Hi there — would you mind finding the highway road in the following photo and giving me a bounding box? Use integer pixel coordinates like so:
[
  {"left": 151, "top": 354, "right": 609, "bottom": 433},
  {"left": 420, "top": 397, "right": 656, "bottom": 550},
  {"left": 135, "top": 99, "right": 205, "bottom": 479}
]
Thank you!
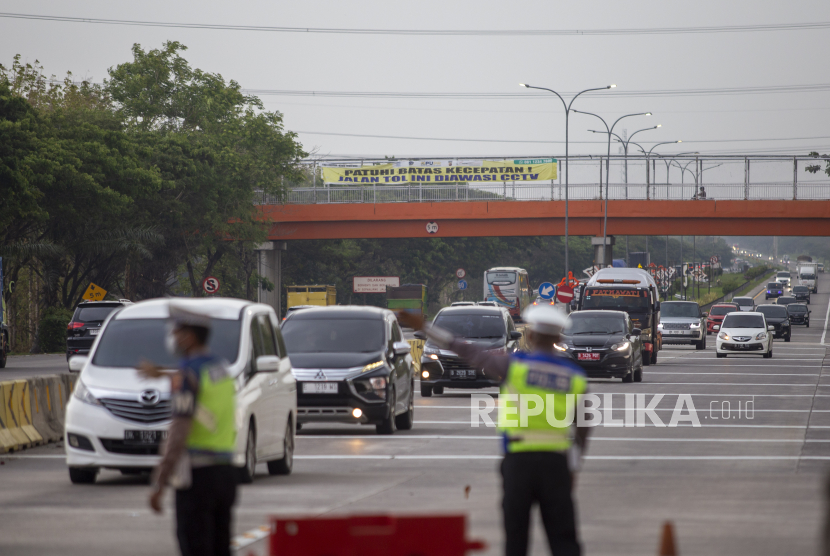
[{"left": 1, "top": 273, "right": 828, "bottom": 555}]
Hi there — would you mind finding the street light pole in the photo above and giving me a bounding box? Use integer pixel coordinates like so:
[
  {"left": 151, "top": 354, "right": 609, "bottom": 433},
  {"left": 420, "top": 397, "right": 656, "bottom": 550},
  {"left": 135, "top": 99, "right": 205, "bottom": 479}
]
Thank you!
[
  {"left": 628, "top": 140, "right": 683, "bottom": 199},
  {"left": 573, "top": 110, "right": 651, "bottom": 268},
  {"left": 596, "top": 125, "right": 660, "bottom": 199},
  {"left": 520, "top": 83, "right": 615, "bottom": 279}
]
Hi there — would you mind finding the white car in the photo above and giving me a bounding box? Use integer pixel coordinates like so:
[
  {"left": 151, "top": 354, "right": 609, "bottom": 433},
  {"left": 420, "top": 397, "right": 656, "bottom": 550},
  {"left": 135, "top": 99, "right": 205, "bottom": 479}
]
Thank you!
[
  {"left": 716, "top": 311, "right": 774, "bottom": 359},
  {"left": 65, "top": 298, "right": 297, "bottom": 484}
]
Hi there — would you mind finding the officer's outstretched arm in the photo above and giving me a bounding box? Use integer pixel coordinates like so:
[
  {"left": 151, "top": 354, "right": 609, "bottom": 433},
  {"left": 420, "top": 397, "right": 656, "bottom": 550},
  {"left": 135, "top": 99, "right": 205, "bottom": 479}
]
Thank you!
[{"left": 423, "top": 323, "right": 510, "bottom": 382}]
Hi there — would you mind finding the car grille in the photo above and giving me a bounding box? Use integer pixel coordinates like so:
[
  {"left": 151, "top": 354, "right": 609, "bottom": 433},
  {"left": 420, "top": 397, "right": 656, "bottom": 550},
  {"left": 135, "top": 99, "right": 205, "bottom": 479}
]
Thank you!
[
  {"left": 293, "top": 367, "right": 361, "bottom": 381},
  {"left": 438, "top": 356, "right": 473, "bottom": 372},
  {"left": 99, "top": 398, "right": 172, "bottom": 424},
  {"left": 99, "top": 438, "right": 160, "bottom": 456},
  {"left": 663, "top": 323, "right": 691, "bottom": 330},
  {"left": 732, "top": 336, "right": 751, "bottom": 342}
]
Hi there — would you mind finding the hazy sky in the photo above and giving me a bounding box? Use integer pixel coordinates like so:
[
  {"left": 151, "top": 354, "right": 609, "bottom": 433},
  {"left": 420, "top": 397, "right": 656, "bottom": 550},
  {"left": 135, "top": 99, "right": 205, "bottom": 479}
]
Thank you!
[{"left": 3, "top": 0, "right": 830, "bottom": 162}]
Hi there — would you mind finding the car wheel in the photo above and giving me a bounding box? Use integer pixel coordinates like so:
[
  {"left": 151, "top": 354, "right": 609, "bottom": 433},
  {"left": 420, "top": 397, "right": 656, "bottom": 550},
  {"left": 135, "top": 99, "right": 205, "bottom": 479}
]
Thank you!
[
  {"left": 716, "top": 352, "right": 726, "bottom": 358},
  {"left": 764, "top": 348, "right": 772, "bottom": 359},
  {"left": 395, "top": 384, "right": 415, "bottom": 430},
  {"left": 69, "top": 467, "right": 98, "bottom": 484},
  {"left": 650, "top": 350, "right": 658, "bottom": 365},
  {"left": 239, "top": 424, "right": 256, "bottom": 484},
  {"left": 807, "top": 321, "right": 810, "bottom": 328},
  {"left": 433, "top": 385, "right": 444, "bottom": 395},
  {"left": 695, "top": 339, "right": 705, "bottom": 350},
  {"left": 634, "top": 360, "right": 643, "bottom": 382},
  {"left": 642, "top": 350, "right": 651, "bottom": 366},
  {"left": 376, "top": 388, "right": 397, "bottom": 435},
  {"left": 785, "top": 334, "right": 791, "bottom": 342},
  {"left": 268, "top": 420, "right": 294, "bottom": 475},
  {"left": 420, "top": 383, "right": 432, "bottom": 397},
  {"left": 622, "top": 368, "right": 634, "bottom": 383}
]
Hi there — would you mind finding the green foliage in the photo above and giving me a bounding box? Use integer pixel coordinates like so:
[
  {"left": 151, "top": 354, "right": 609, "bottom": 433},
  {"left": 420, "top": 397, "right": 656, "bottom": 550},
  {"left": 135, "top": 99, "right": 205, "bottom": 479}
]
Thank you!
[{"left": 38, "top": 307, "right": 73, "bottom": 353}]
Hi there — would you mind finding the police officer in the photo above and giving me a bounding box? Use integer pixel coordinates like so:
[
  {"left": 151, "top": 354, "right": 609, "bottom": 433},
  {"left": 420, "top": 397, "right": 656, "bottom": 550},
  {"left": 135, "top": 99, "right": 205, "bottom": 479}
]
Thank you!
[
  {"left": 399, "top": 305, "right": 589, "bottom": 556},
  {"left": 139, "top": 302, "right": 237, "bottom": 556}
]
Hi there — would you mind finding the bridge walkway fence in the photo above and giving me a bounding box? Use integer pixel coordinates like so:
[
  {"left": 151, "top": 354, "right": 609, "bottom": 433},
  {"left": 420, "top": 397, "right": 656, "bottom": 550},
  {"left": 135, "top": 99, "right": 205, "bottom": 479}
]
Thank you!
[{"left": 258, "top": 155, "right": 830, "bottom": 205}]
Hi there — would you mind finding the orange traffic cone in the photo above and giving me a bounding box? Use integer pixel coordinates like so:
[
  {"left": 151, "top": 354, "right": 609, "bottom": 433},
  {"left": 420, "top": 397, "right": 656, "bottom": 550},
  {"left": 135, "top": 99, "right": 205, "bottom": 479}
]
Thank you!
[{"left": 658, "top": 521, "right": 677, "bottom": 556}]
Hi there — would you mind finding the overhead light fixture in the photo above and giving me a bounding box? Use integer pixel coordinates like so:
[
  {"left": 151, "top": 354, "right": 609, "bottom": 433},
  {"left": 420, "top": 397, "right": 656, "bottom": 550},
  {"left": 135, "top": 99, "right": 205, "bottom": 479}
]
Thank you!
[
  {"left": 609, "top": 84, "right": 617, "bottom": 88},
  {"left": 646, "top": 112, "right": 652, "bottom": 116}
]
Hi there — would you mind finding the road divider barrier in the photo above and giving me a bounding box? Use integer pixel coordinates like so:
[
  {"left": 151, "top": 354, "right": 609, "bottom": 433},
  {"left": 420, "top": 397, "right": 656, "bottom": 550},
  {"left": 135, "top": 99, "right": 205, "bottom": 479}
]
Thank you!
[
  {"left": 269, "top": 514, "right": 486, "bottom": 555},
  {"left": 0, "top": 374, "right": 76, "bottom": 453}
]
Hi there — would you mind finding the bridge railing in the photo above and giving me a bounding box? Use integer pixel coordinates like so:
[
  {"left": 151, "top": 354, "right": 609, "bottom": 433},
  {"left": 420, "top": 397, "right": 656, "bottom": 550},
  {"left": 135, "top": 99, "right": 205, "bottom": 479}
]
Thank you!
[{"left": 258, "top": 180, "right": 830, "bottom": 205}]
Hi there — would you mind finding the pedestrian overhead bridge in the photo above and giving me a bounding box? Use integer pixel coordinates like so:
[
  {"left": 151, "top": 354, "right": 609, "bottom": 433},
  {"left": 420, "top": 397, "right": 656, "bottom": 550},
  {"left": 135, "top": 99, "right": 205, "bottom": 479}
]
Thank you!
[{"left": 257, "top": 155, "right": 830, "bottom": 240}]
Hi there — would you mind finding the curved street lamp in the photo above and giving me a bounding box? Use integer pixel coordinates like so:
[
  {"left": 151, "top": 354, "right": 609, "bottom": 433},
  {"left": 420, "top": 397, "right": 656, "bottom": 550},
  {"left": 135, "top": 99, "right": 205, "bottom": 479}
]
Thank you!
[
  {"left": 519, "top": 83, "right": 615, "bottom": 278},
  {"left": 572, "top": 109, "right": 651, "bottom": 267},
  {"left": 627, "top": 140, "right": 683, "bottom": 198},
  {"left": 593, "top": 125, "right": 660, "bottom": 198}
]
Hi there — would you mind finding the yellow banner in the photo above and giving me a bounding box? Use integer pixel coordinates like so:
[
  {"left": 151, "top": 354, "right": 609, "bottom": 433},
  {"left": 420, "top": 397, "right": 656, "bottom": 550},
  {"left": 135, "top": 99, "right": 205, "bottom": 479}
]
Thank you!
[{"left": 322, "top": 159, "right": 557, "bottom": 185}]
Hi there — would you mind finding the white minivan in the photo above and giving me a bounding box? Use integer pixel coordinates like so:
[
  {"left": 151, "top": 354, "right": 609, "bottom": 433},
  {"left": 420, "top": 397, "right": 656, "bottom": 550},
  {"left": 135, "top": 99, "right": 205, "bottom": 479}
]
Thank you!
[
  {"left": 65, "top": 298, "right": 297, "bottom": 484},
  {"left": 716, "top": 311, "right": 774, "bottom": 359}
]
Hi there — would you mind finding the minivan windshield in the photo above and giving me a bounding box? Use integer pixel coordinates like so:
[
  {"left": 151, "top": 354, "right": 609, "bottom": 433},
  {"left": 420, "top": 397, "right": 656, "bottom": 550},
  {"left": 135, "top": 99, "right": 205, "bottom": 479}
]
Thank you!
[
  {"left": 660, "top": 303, "right": 699, "bottom": 318},
  {"left": 767, "top": 283, "right": 780, "bottom": 289},
  {"left": 757, "top": 305, "right": 787, "bottom": 318},
  {"left": 722, "top": 314, "right": 765, "bottom": 329},
  {"left": 793, "top": 286, "right": 808, "bottom": 293},
  {"left": 733, "top": 298, "right": 754, "bottom": 307},
  {"left": 92, "top": 318, "right": 242, "bottom": 368},
  {"left": 281, "top": 319, "right": 385, "bottom": 353},
  {"left": 564, "top": 314, "right": 626, "bottom": 335},
  {"left": 788, "top": 304, "right": 808, "bottom": 313},
  {"left": 777, "top": 272, "right": 790, "bottom": 278},
  {"left": 709, "top": 306, "right": 737, "bottom": 316},
  {"left": 433, "top": 313, "right": 506, "bottom": 338}
]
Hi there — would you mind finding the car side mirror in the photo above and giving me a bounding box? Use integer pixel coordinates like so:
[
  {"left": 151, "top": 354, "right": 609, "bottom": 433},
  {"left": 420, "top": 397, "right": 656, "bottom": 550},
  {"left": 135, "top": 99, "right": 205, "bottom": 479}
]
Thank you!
[
  {"left": 767, "top": 325, "right": 775, "bottom": 332},
  {"left": 632, "top": 328, "right": 642, "bottom": 336},
  {"left": 393, "top": 341, "right": 411, "bottom": 356},
  {"left": 68, "top": 355, "right": 88, "bottom": 373},
  {"left": 413, "top": 330, "right": 426, "bottom": 340},
  {"left": 509, "top": 331, "right": 523, "bottom": 341},
  {"left": 255, "top": 355, "right": 280, "bottom": 373}
]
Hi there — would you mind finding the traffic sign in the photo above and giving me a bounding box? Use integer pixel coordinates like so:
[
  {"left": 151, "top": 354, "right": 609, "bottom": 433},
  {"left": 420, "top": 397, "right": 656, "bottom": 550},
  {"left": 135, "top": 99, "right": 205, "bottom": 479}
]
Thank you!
[
  {"left": 456, "top": 268, "right": 466, "bottom": 279},
  {"left": 710, "top": 255, "right": 719, "bottom": 263},
  {"left": 556, "top": 284, "right": 574, "bottom": 303},
  {"left": 458, "top": 280, "right": 468, "bottom": 290},
  {"left": 538, "top": 282, "right": 556, "bottom": 299},
  {"left": 353, "top": 276, "right": 400, "bottom": 293},
  {"left": 82, "top": 282, "right": 107, "bottom": 302},
  {"left": 202, "top": 276, "right": 221, "bottom": 295},
  {"left": 426, "top": 222, "right": 439, "bottom": 234}
]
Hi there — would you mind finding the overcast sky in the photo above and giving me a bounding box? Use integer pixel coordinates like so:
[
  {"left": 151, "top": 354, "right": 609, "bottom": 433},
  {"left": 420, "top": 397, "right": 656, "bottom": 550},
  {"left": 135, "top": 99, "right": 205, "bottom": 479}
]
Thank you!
[{"left": 3, "top": 0, "right": 830, "bottom": 162}]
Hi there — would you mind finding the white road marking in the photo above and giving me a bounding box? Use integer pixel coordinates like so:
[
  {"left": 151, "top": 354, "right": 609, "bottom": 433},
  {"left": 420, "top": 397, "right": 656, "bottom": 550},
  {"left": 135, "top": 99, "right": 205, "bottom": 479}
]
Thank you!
[
  {"left": 585, "top": 455, "right": 830, "bottom": 461},
  {"left": 413, "top": 421, "right": 830, "bottom": 428},
  {"left": 645, "top": 372, "right": 819, "bottom": 376},
  {"left": 822, "top": 295, "right": 830, "bottom": 344},
  {"left": 230, "top": 525, "right": 271, "bottom": 551}
]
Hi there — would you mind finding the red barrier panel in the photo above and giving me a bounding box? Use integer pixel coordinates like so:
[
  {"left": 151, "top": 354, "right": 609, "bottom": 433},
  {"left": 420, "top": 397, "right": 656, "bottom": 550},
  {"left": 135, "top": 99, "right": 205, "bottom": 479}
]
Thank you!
[{"left": 270, "top": 514, "right": 486, "bottom": 556}]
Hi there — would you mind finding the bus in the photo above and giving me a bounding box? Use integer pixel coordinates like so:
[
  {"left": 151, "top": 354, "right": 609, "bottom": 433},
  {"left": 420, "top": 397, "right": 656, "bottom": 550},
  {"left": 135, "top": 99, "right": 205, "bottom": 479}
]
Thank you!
[{"left": 483, "top": 267, "right": 531, "bottom": 320}]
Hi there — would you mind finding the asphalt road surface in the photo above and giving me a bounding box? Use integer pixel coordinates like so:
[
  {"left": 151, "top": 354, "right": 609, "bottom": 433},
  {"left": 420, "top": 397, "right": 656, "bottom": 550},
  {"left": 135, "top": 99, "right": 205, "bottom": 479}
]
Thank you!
[{"left": 2, "top": 273, "right": 829, "bottom": 555}]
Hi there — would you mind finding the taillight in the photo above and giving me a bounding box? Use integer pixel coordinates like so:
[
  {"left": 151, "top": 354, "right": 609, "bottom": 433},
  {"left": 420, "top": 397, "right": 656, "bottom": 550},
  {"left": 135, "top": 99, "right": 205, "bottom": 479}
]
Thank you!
[{"left": 68, "top": 322, "right": 85, "bottom": 330}]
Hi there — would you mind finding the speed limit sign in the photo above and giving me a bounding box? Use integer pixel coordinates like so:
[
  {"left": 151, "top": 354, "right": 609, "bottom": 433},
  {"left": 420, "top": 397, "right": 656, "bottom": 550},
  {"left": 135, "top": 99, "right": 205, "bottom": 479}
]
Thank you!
[{"left": 202, "top": 276, "right": 221, "bottom": 295}]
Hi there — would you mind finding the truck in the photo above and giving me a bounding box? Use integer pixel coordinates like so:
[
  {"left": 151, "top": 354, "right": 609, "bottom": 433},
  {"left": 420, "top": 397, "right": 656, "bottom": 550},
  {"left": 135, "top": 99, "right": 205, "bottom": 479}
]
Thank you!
[
  {"left": 797, "top": 262, "right": 819, "bottom": 293},
  {"left": 575, "top": 267, "right": 662, "bottom": 365},
  {"left": 386, "top": 284, "right": 428, "bottom": 319},
  {"left": 286, "top": 285, "right": 336, "bottom": 309}
]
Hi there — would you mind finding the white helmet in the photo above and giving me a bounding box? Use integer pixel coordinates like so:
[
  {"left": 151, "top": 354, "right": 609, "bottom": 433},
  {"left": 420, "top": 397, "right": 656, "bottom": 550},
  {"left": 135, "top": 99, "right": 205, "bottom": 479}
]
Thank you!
[{"left": 522, "top": 305, "right": 568, "bottom": 335}]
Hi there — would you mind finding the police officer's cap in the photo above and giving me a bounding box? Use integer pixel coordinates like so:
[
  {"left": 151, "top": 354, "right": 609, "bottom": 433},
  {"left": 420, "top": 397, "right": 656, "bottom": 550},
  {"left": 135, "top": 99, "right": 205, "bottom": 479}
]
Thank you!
[
  {"left": 168, "top": 301, "right": 212, "bottom": 329},
  {"left": 522, "top": 305, "right": 568, "bottom": 336}
]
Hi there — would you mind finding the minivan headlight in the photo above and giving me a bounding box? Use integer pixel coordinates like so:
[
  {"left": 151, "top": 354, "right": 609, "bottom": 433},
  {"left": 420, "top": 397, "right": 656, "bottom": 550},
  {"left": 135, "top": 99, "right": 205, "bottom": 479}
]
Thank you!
[
  {"left": 718, "top": 332, "right": 730, "bottom": 340},
  {"left": 73, "top": 381, "right": 102, "bottom": 406},
  {"left": 755, "top": 332, "right": 767, "bottom": 340},
  {"left": 554, "top": 342, "right": 568, "bottom": 352}
]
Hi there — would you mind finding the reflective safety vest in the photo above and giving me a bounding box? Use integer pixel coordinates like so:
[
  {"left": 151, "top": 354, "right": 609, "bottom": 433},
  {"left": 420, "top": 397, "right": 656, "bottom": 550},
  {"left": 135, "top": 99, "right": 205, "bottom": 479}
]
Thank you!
[
  {"left": 186, "top": 360, "right": 237, "bottom": 455},
  {"left": 498, "top": 352, "right": 587, "bottom": 453}
]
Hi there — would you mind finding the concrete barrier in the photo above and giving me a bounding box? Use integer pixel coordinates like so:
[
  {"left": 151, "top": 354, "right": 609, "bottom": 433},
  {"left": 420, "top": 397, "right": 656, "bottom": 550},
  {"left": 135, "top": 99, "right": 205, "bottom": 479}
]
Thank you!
[
  {"left": 30, "top": 376, "right": 64, "bottom": 443},
  {"left": 13, "top": 379, "right": 44, "bottom": 445},
  {"left": 0, "top": 381, "right": 31, "bottom": 450}
]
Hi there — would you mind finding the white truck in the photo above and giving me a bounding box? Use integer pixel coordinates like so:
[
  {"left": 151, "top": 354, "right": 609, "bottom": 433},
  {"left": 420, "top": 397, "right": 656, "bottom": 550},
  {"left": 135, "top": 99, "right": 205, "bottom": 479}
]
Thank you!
[{"left": 798, "top": 262, "right": 819, "bottom": 293}]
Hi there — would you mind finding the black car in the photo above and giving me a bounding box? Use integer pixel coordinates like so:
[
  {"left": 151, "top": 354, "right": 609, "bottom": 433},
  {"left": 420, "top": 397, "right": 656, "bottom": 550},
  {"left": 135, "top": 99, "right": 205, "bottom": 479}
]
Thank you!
[
  {"left": 556, "top": 310, "right": 644, "bottom": 383},
  {"left": 765, "top": 282, "right": 784, "bottom": 299},
  {"left": 66, "top": 300, "right": 133, "bottom": 361},
  {"left": 281, "top": 306, "right": 414, "bottom": 434},
  {"left": 776, "top": 296, "right": 798, "bottom": 307},
  {"left": 417, "top": 306, "right": 523, "bottom": 397},
  {"left": 787, "top": 303, "right": 811, "bottom": 327},
  {"left": 756, "top": 305, "right": 791, "bottom": 341},
  {"left": 791, "top": 285, "right": 811, "bottom": 304}
]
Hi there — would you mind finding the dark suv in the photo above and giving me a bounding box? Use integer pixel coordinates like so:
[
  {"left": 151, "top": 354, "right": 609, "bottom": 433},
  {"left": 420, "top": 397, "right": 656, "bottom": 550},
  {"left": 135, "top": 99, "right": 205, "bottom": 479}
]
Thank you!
[
  {"left": 66, "top": 300, "right": 133, "bottom": 361},
  {"left": 791, "top": 285, "right": 811, "bottom": 304},
  {"left": 417, "top": 306, "right": 522, "bottom": 397},
  {"left": 756, "top": 304, "right": 791, "bottom": 342},
  {"left": 765, "top": 282, "right": 784, "bottom": 299}
]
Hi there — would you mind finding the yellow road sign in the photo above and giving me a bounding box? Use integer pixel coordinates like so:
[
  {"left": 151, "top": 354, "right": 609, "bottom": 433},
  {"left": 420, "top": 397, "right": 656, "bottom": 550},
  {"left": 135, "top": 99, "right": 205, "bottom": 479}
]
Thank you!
[{"left": 82, "top": 283, "right": 107, "bottom": 301}]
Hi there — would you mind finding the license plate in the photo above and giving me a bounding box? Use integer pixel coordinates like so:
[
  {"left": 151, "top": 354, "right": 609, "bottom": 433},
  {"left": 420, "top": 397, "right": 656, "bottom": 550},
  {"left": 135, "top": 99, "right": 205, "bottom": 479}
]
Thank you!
[
  {"left": 124, "top": 430, "right": 167, "bottom": 444},
  {"left": 89, "top": 328, "right": 100, "bottom": 335},
  {"left": 451, "top": 369, "right": 476, "bottom": 379},
  {"left": 670, "top": 330, "right": 686, "bottom": 335},
  {"left": 302, "top": 382, "right": 338, "bottom": 394},
  {"left": 578, "top": 353, "right": 600, "bottom": 361}
]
